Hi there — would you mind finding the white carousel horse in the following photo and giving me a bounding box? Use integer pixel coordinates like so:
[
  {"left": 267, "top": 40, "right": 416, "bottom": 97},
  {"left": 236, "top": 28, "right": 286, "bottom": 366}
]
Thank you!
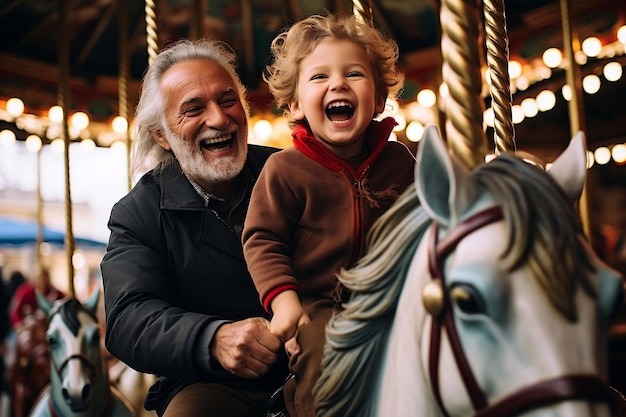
[
  {"left": 314, "top": 126, "right": 625, "bottom": 417},
  {"left": 108, "top": 360, "right": 157, "bottom": 417},
  {"left": 29, "top": 291, "right": 136, "bottom": 417}
]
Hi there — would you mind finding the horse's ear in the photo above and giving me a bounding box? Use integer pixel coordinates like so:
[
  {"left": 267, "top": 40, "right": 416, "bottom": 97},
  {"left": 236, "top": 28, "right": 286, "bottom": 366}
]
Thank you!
[
  {"left": 416, "top": 124, "right": 478, "bottom": 226},
  {"left": 547, "top": 131, "right": 587, "bottom": 204},
  {"left": 84, "top": 289, "right": 100, "bottom": 315},
  {"left": 36, "top": 290, "right": 53, "bottom": 316}
]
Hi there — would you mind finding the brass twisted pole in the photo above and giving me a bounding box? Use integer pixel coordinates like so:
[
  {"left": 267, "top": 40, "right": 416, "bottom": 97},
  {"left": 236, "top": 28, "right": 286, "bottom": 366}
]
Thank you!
[
  {"left": 352, "top": 0, "right": 373, "bottom": 25},
  {"left": 58, "top": 0, "right": 76, "bottom": 297},
  {"left": 440, "top": 0, "right": 487, "bottom": 169},
  {"left": 483, "top": 0, "right": 515, "bottom": 154},
  {"left": 145, "top": 0, "right": 159, "bottom": 65}
]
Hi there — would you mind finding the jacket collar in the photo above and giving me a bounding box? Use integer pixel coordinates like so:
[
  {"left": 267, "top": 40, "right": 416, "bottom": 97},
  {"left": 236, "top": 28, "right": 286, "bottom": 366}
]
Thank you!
[
  {"left": 291, "top": 117, "right": 397, "bottom": 177},
  {"left": 157, "top": 161, "right": 253, "bottom": 211},
  {"left": 158, "top": 163, "right": 205, "bottom": 210}
]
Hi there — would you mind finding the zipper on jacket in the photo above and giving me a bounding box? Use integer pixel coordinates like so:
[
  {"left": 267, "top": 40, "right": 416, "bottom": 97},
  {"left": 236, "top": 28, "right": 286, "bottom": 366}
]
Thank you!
[
  {"left": 349, "top": 161, "right": 374, "bottom": 265},
  {"left": 349, "top": 178, "right": 364, "bottom": 267}
]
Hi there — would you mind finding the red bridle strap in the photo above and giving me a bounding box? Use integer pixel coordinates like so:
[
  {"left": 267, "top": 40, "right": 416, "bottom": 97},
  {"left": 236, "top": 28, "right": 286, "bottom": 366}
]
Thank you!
[
  {"left": 428, "top": 206, "right": 503, "bottom": 416},
  {"left": 473, "top": 374, "right": 617, "bottom": 417}
]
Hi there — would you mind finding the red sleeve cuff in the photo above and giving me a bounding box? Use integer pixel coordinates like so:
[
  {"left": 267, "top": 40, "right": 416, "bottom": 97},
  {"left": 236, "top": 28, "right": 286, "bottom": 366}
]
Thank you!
[{"left": 263, "top": 284, "right": 300, "bottom": 314}]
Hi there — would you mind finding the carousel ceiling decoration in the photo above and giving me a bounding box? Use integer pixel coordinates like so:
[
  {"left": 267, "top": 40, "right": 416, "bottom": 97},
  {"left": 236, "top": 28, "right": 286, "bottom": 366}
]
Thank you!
[{"left": 0, "top": 0, "right": 625, "bottom": 157}]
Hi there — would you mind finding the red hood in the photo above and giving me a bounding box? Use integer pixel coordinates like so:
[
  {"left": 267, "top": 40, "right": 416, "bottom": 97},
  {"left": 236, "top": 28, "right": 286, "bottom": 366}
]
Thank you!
[{"left": 292, "top": 117, "right": 398, "bottom": 178}]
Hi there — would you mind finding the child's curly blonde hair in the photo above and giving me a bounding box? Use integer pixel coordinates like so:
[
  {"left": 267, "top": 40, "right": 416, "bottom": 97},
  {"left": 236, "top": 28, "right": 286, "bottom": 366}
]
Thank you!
[{"left": 263, "top": 13, "right": 404, "bottom": 126}]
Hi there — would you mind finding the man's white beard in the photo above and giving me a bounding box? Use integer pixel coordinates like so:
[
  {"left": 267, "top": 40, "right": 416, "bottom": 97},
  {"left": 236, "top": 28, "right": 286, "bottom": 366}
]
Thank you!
[{"left": 164, "top": 124, "right": 247, "bottom": 182}]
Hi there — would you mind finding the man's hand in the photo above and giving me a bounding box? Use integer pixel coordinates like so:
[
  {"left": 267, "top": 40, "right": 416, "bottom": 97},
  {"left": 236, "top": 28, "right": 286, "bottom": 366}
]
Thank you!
[{"left": 210, "top": 317, "right": 282, "bottom": 379}]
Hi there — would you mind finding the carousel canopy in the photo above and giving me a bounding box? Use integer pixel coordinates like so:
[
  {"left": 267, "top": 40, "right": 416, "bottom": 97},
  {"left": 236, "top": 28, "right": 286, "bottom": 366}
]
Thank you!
[
  {"left": 0, "top": 216, "right": 106, "bottom": 248},
  {"left": 0, "top": 0, "right": 625, "bottom": 158}
]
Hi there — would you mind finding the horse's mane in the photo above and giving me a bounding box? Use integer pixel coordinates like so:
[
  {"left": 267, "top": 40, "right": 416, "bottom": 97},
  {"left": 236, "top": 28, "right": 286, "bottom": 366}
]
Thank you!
[
  {"left": 314, "top": 183, "right": 430, "bottom": 417},
  {"left": 314, "top": 154, "right": 596, "bottom": 417},
  {"left": 474, "top": 154, "right": 596, "bottom": 318},
  {"left": 52, "top": 298, "right": 98, "bottom": 336}
]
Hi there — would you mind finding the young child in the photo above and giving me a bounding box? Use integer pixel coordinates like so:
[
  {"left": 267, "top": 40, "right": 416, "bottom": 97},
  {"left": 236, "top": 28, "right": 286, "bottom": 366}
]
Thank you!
[{"left": 242, "top": 14, "right": 415, "bottom": 417}]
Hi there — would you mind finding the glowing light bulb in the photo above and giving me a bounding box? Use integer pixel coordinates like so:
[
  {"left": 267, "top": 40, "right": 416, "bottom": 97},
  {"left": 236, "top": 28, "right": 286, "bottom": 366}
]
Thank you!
[
  {"left": 439, "top": 83, "right": 449, "bottom": 99},
  {"left": 70, "top": 111, "right": 89, "bottom": 130},
  {"left": 0, "top": 129, "right": 16, "bottom": 147},
  {"left": 112, "top": 116, "right": 128, "bottom": 134},
  {"left": 516, "top": 76, "right": 529, "bottom": 91},
  {"left": 521, "top": 98, "right": 538, "bottom": 118},
  {"left": 512, "top": 104, "right": 524, "bottom": 124},
  {"left": 582, "top": 74, "right": 601, "bottom": 94},
  {"left": 6, "top": 97, "right": 24, "bottom": 118},
  {"left": 536, "top": 90, "right": 556, "bottom": 111},
  {"left": 581, "top": 37, "right": 602, "bottom": 57},
  {"left": 508, "top": 61, "right": 522, "bottom": 79},
  {"left": 50, "top": 138, "right": 65, "bottom": 154},
  {"left": 612, "top": 144, "right": 626, "bottom": 164},
  {"left": 80, "top": 138, "right": 96, "bottom": 152},
  {"left": 542, "top": 48, "right": 562, "bottom": 68},
  {"left": 25, "top": 134, "right": 42, "bottom": 152},
  {"left": 561, "top": 85, "right": 572, "bottom": 101},
  {"left": 405, "top": 121, "right": 424, "bottom": 142},
  {"left": 603, "top": 62, "right": 622, "bottom": 82},
  {"left": 618, "top": 25, "right": 626, "bottom": 45},
  {"left": 594, "top": 147, "right": 611, "bottom": 165},
  {"left": 48, "top": 106, "right": 64, "bottom": 124},
  {"left": 417, "top": 89, "right": 436, "bottom": 107},
  {"left": 253, "top": 119, "right": 272, "bottom": 141}
]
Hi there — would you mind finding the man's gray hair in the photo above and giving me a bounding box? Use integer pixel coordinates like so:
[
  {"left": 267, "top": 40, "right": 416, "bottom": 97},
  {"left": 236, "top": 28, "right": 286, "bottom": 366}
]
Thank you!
[{"left": 131, "top": 39, "right": 250, "bottom": 178}]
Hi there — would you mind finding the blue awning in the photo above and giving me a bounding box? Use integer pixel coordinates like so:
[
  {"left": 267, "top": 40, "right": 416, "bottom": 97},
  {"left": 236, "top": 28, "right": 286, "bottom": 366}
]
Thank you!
[{"left": 0, "top": 216, "right": 106, "bottom": 248}]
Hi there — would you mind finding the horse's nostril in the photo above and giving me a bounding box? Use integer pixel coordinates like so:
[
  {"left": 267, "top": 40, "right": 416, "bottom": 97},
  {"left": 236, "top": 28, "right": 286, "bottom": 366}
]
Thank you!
[
  {"left": 82, "top": 384, "right": 92, "bottom": 401},
  {"left": 62, "top": 387, "right": 70, "bottom": 401}
]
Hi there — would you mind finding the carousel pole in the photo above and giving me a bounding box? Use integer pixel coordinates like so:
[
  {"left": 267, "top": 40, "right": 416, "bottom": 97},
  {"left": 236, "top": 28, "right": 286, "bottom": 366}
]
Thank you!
[
  {"left": 559, "top": 0, "right": 586, "bottom": 141},
  {"left": 352, "top": 0, "right": 372, "bottom": 25},
  {"left": 190, "top": 0, "right": 206, "bottom": 40},
  {"left": 117, "top": 0, "right": 131, "bottom": 191},
  {"left": 439, "top": 0, "right": 488, "bottom": 169},
  {"left": 560, "top": 0, "right": 590, "bottom": 238},
  {"left": 241, "top": 0, "right": 255, "bottom": 83},
  {"left": 58, "top": 0, "right": 76, "bottom": 297},
  {"left": 483, "top": 0, "right": 515, "bottom": 154},
  {"left": 35, "top": 147, "right": 44, "bottom": 274},
  {"left": 145, "top": 0, "right": 159, "bottom": 66}
]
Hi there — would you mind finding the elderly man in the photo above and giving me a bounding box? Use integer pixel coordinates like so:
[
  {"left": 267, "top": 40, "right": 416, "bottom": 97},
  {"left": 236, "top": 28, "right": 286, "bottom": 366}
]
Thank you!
[{"left": 100, "top": 39, "right": 288, "bottom": 417}]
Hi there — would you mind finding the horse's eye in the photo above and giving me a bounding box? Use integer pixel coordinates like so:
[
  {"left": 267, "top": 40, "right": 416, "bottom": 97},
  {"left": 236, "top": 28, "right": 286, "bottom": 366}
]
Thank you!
[
  {"left": 450, "top": 284, "right": 486, "bottom": 315},
  {"left": 47, "top": 335, "right": 58, "bottom": 348}
]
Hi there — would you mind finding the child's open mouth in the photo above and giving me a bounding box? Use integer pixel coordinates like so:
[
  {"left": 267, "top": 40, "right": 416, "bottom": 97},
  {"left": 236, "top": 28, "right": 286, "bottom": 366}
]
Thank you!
[{"left": 326, "top": 101, "right": 354, "bottom": 124}]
